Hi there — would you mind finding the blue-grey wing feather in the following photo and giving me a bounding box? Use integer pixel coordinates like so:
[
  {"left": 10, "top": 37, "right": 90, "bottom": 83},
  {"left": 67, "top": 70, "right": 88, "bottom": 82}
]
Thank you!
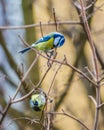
[{"left": 35, "top": 35, "right": 51, "bottom": 44}]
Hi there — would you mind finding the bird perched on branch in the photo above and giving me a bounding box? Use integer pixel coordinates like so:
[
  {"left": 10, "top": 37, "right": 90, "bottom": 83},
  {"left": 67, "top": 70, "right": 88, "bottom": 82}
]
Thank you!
[
  {"left": 30, "top": 93, "right": 46, "bottom": 111},
  {"left": 18, "top": 32, "right": 65, "bottom": 54}
]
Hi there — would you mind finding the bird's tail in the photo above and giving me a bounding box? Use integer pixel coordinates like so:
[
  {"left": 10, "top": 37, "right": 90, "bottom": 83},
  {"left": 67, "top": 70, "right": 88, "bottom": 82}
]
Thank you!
[{"left": 18, "top": 47, "right": 31, "bottom": 54}]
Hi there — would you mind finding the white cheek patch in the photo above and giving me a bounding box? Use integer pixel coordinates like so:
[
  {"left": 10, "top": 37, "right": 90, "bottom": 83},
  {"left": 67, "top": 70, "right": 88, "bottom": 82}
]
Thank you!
[{"left": 54, "top": 37, "right": 61, "bottom": 46}]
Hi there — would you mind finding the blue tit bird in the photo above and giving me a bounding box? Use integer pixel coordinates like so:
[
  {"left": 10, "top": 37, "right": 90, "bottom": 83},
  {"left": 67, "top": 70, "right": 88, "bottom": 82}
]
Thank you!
[
  {"left": 19, "top": 32, "right": 65, "bottom": 54},
  {"left": 30, "top": 93, "right": 46, "bottom": 111}
]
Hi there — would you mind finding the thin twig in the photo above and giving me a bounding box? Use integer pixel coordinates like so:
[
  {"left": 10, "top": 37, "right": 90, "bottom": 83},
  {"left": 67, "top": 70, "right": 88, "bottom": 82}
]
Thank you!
[
  {"left": 6, "top": 117, "right": 45, "bottom": 130},
  {"left": 73, "top": 0, "right": 96, "bottom": 11},
  {"left": 0, "top": 99, "right": 11, "bottom": 124},
  {"left": 47, "top": 57, "right": 66, "bottom": 95},
  {"left": 46, "top": 114, "right": 51, "bottom": 130},
  {"left": 79, "top": 0, "right": 98, "bottom": 80},
  {"left": 93, "top": 87, "right": 100, "bottom": 130},
  {"left": 12, "top": 54, "right": 39, "bottom": 100},
  {"left": 44, "top": 57, "right": 66, "bottom": 129},
  {"left": 40, "top": 21, "right": 44, "bottom": 37},
  {"left": 87, "top": 2, "right": 104, "bottom": 20},
  {"left": 49, "top": 111, "right": 90, "bottom": 130},
  {"left": 79, "top": 1, "right": 100, "bottom": 130},
  {"left": 53, "top": 8, "right": 58, "bottom": 31},
  {"left": 0, "top": 111, "right": 3, "bottom": 115},
  {"left": 97, "top": 102, "right": 104, "bottom": 109},
  {"left": 88, "top": 96, "right": 97, "bottom": 107},
  {"left": 11, "top": 65, "right": 51, "bottom": 104},
  {"left": 84, "top": 67, "right": 96, "bottom": 81},
  {"left": 100, "top": 82, "right": 104, "bottom": 86},
  {"left": 0, "top": 21, "right": 81, "bottom": 30},
  {"left": 43, "top": 57, "right": 66, "bottom": 128}
]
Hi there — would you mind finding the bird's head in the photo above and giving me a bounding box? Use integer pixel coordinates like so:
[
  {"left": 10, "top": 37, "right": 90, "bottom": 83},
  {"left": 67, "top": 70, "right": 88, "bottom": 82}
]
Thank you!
[
  {"left": 30, "top": 94, "right": 46, "bottom": 111},
  {"left": 53, "top": 32, "right": 65, "bottom": 48}
]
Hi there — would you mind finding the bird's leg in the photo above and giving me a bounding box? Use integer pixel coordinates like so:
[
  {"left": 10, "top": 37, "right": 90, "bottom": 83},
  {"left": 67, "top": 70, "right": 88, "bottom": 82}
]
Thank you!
[
  {"left": 50, "top": 50, "right": 56, "bottom": 57},
  {"left": 47, "top": 53, "right": 52, "bottom": 67},
  {"left": 46, "top": 50, "right": 56, "bottom": 67}
]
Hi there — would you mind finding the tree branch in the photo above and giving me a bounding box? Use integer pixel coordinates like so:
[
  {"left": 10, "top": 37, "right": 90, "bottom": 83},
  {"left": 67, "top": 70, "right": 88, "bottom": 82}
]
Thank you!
[
  {"left": 49, "top": 110, "right": 90, "bottom": 130},
  {"left": 0, "top": 20, "right": 81, "bottom": 30}
]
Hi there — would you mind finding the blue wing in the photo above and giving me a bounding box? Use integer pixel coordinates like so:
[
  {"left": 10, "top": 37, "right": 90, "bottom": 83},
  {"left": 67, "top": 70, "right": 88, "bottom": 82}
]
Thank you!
[
  {"left": 19, "top": 34, "right": 53, "bottom": 54},
  {"left": 34, "top": 35, "right": 52, "bottom": 44}
]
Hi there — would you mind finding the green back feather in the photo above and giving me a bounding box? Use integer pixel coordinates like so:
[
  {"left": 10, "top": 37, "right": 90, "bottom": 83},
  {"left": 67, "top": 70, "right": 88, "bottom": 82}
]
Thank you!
[{"left": 32, "top": 37, "right": 54, "bottom": 51}]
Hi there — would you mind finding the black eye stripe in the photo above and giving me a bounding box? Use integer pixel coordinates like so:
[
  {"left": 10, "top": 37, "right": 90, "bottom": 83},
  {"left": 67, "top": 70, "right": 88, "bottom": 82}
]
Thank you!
[{"left": 33, "top": 101, "right": 38, "bottom": 106}]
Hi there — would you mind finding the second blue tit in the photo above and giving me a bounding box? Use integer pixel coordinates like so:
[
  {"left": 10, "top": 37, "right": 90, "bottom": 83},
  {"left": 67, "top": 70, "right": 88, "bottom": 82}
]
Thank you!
[
  {"left": 30, "top": 93, "right": 46, "bottom": 111},
  {"left": 19, "top": 32, "right": 65, "bottom": 54}
]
